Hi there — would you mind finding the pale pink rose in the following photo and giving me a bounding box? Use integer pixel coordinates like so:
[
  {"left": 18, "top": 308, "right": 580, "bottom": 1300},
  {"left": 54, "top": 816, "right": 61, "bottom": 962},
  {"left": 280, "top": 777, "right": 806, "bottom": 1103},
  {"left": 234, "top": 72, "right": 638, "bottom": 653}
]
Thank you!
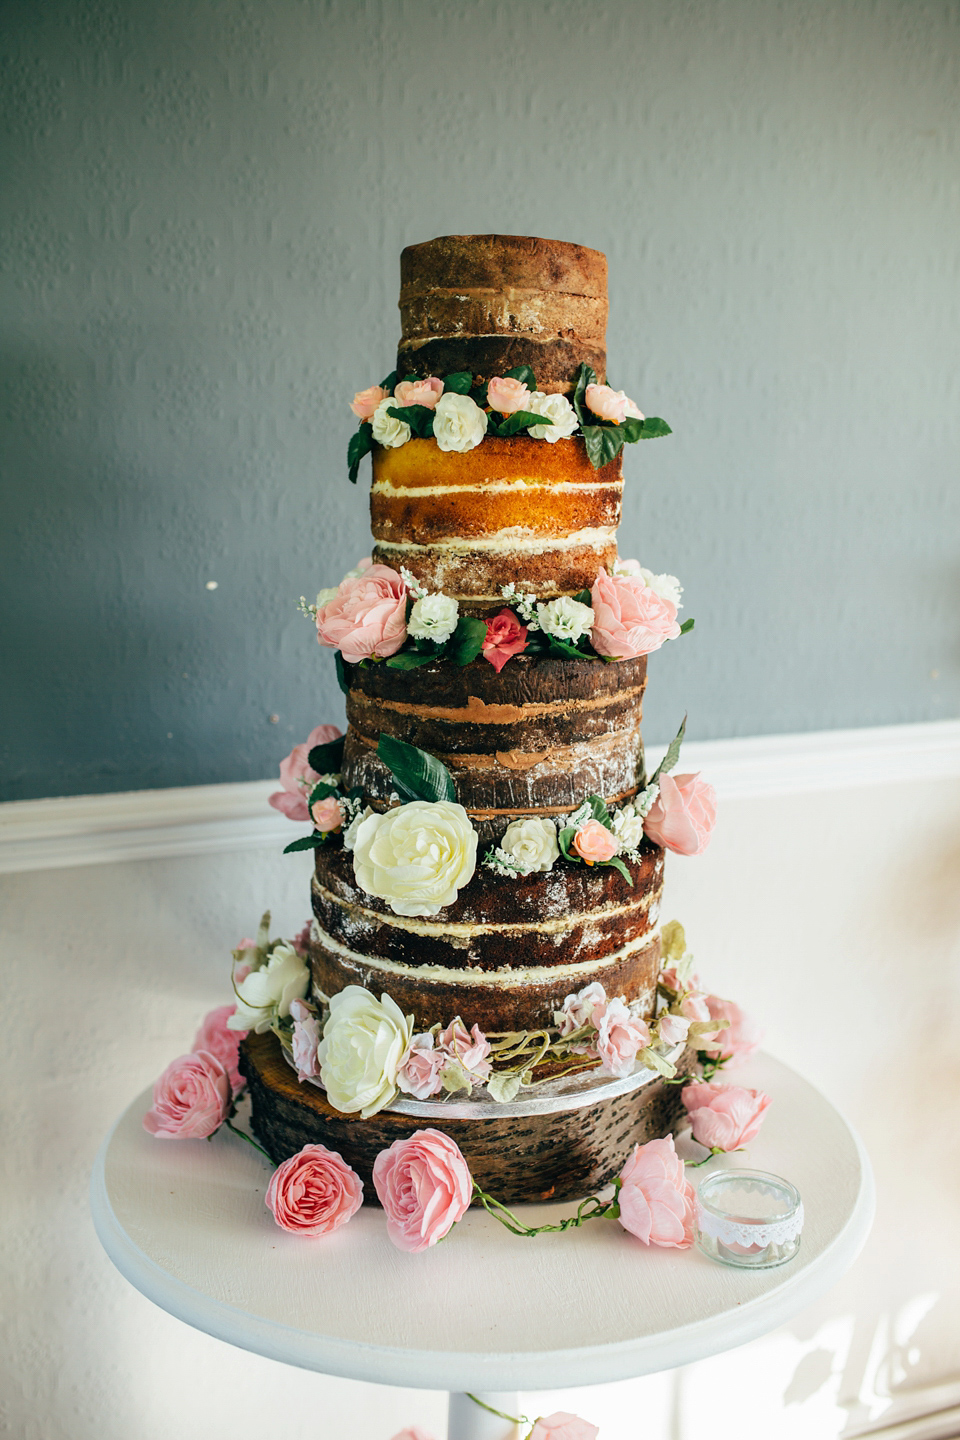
[
  {"left": 657, "top": 1012, "right": 692, "bottom": 1046},
  {"left": 350, "top": 384, "right": 387, "bottom": 419},
  {"left": 393, "top": 376, "right": 444, "bottom": 409},
  {"left": 643, "top": 773, "right": 717, "bottom": 856},
  {"left": 679, "top": 989, "right": 717, "bottom": 1029},
  {"left": 482, "top": 608, "right": 528, "bottom": 673},
  {"left": 289, "top": 999, "right": 321, "bottom": 1081},
  {"left": 618, "top": 1134, "right": 695, "bottom": 1248},
  {"left": 595, "top": 998, "right": 650, "bottom": 1077},
  {"left": 557, "top": 981, "right": 608, "bottom": 1037},
  {"left": 390, "top": 1429, "right": 438, "bottom": 1440},
  {"left": 292, "top": 921, "right": 313, "bottom": 957},
  {"left": 572, "top": 817, "right": 618, "bottom": 864},
  {"left": 397, "top": 1034, "right": 446, "bottom": 1100},
  {"left": 682, "top": 1081, "right": 771, "bottom": 1150},
  {"left": 438, "top": 1019, "right": 491, "bottom": 1080},
  {"left": 486, "top": 375, "right": 531, "bottom": 414},
  {"left": 529, "top": 1414, "right": 599, "bottom": 1440},
  {"left": 192, "top": 1005, "right": 246, "bottom": 1096},
  {"left": 310, "top": 794, "right": 342, "bottom": 832},
  {"left": 268, "top": 723, "right": 343, "bottom": 822},
  {"left": 585, "top": 382, "right": 629, "bottom": 423},
  {"left": 372, "top": 1128, "right": 472, "bottom": 1253},
  {"left": 143, "top": 1051, "right": 231, "bottom": 1140},
  {"left": 660, "top": 965, "right": 701, "bottom": 996},
  {"left": 315, "top": 564, "right": 407, "bottom": 663},
  {"left": 265, "top": 1143, "right": 363, "bottom": 1236},
  {"left": 590, "top": 568, "right": 681, "bottom": 661},
  {"left": 615, "top": 556, "right": 643, "bottom": 575},
  {"left": 700, "top": 996, "right": 763, "bottom": 1066}
]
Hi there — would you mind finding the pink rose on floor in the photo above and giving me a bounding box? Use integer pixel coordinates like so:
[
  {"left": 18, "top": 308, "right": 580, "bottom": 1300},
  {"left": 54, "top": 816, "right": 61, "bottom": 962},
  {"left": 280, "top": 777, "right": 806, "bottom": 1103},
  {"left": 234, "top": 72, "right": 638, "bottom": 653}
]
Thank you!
[
  {"left": 265, "top": 1143, "right": 363, "bottom": 1236},
  {"left": 390, "top": 1430, "right": 438, "bottom": 1440},
  {"left": 373, "top": 1128, "right": 472, "bottom": 1253},
  {"left": 585, "top": 382, "right": 629, "bottom": 424},
  {"left": 482, "top": 608, "right": 528, "bottom": 673},
  {"left": 397, "top": 1034, "right": 446, "bottom": 1099},
  {"left": 595, "top": 998, "right": 650, "bottom": 1077},
  {"left": 310, "top": 794, "right": 342, "bottom": 832},
  {"left": 393, "top": 376, "right": 444, "bottom": 409},
  {"left": 269, "top": 723, "right": 343, "bottom": 822},
  {"left": 315, "top": 563, "right": 407, "bottom": 663},
  {"left": 682, "top": 1081, "right": 771, "bottom": 1150},
  {"left": 618, "top": 1134, "right": 695, "bottom": 1248},
  {"left": 556, "top": 980, "right": 608, "bottom": 1037},
  {"left": 350, "top": 384, "right": 388, "bottom": 419},
  {"left": 572, "top": 818, "right": 618, "bottom": 864},
  {"left": 657, "top": 1012, "right": 692, "bottom": 1046},
  {"left": 529, "top": 1414, "right": 599, "bottom": 1440},
  {"left": 438, "top": 1019, "right": 491, "bottom": 1080},
  {"left": 486, "top": 375, "right": 531, "bottom": 413},
  {"left": 292, "top": 921, "right": 312, "bottom": 957},
  {"left": 289, "top": 999, "right": 321, "bottom": 1081},
  {"left": 699, "top": 996, "right": 763, "bottom": 1066},
  {"left": 192, "top": 1005, "right": 246, "bottom": 1096},
  {"left": 143, "top": 1051, "right": 231, "bottom": 1140},
  {"left": 590, "top": 568, "right": 681, "bottom": 660},
  {"left": 643, "top": 773, "right": 717, "bottom": 856}
]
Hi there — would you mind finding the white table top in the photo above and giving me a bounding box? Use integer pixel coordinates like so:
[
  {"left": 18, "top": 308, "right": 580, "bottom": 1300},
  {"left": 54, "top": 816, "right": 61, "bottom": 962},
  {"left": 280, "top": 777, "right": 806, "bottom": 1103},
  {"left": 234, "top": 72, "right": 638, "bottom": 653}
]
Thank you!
[{"left": 91, "top": 1052, "right": 873, "bottom": 1393}]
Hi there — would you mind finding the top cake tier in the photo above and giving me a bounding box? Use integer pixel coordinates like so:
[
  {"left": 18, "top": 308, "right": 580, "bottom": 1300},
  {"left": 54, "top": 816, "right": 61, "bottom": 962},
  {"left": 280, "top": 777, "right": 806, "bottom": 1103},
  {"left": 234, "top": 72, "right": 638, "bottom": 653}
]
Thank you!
[{"left": 397, "top": 234, "right": 608, "bottom": 396}]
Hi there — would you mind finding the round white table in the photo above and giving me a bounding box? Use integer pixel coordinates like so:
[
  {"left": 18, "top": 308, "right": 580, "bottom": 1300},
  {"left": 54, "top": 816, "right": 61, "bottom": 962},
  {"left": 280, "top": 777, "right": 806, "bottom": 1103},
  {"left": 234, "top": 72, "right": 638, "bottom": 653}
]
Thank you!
[{"left": 91, "top": 1053, "right": 873, "bottom": 1439}]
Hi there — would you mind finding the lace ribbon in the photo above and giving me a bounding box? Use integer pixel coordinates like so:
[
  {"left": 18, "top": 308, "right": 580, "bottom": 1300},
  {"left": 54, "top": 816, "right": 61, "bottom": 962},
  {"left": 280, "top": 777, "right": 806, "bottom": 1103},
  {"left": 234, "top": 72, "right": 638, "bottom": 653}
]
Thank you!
[{"left": 696, "top": 1200, "right": 804, "bottom": 1248}]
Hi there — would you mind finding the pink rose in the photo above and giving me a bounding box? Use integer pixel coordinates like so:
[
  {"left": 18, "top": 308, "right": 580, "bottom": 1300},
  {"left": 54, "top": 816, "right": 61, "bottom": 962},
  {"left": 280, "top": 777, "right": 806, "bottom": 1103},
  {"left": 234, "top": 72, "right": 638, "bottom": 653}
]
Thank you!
[
  {"left": 315, "top": 563, "right": 407, "bottom": 663},
  {"left": 192, "top": 1005, "right": 246, "bottom": 1096},
  {"left": 438, "top": 1019, "right": 491, "bottom": 1080},
  {"left": 657, "top": 1012, "right": 692, "bottom": 1046},
  {"left": 572, "top": 817, "right": 618, "bottom": 864},
  {"left": 350, "top": 384, "right": 387, "bottom": 419},
  {"left": 700, "top": 996, "right": 763, "bottom": 1066},
  {"left": 585, "top": 382, "right": 629, "bottom": 423},
  {"left": 486, "top": 376, "right": 531, "bottom": 414},
  {"left": 682, "top": 1082, "right": 771, "bottom": 1150},
  {"left": 618, "top": 1134, "right": 695, "bottom": 1248},
  {"left": 397, "top": 1034, "right": 447, "bottom": 1100},
  {"left": 372, "top": 1128, "right": 472, "bottom": 1253},
  {"left": 482, "top": 608, "right": 528, "bottom": 673},
  {"left": 529, "top": 1415, "right": 599, "bottom": 1440},
  {"left": 289, "top": 999, "right": 321, "bottom": 1081},
  {"left": 643, "top": 773, "right": 717, "bottom": 856},
  {"left": 394, "top": 376, "right": 444, "bottom": 409},
  {"left": 390, "top": 1430, "right": 438, "bottom": 1440},
  {"left": 557, "top": 980, "right": 608, "bottom": 1038},
  {"left": 268, "top": 723, "right": 343, "bottom": 823},
  {"left": 679, "top": 990, "right": 720, "bottom": 1033},
  {"left": 660, "top": 964, "right": 700, "bottom": 996},
  {"left": 590, "top": 568, "right": 681, "bottom": 661},
  {"left": 292, "top": 921, "right": 313, "bottom": 957},
  {"left": 595, "top": 998, "right": 650, "bottom": 1077},
  {"left": 143, "top": 1051, "right": 231, "bottom": 1140},
  {"left": 265, "top": 1143, "right": 364, "bottom": 1236},
  {"left": 310, "top": 794, "right": 342, "bottom": 832}
]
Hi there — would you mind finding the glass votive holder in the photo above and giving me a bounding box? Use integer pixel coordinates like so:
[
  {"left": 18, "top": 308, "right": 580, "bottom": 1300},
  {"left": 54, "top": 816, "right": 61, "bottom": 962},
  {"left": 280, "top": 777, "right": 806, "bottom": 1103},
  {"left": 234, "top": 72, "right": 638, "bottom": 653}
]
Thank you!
[{"left": 695, "top": 1169, "right": 803, "bottom": 1269}]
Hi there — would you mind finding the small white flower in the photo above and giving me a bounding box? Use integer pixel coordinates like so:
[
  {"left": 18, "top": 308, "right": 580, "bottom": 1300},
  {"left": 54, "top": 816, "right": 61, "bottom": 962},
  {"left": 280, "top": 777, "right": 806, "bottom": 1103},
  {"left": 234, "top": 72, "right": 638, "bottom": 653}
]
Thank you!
[
  {"left": 432, "top": 392, "right": 487, "bottom": 453},
  {"left": 342, "top": 803, "right": 373, "bottom": 852},
  {"left": 610, "top": 803, "right": 645, "bottom": 850},
  {"left": 638, "top": 567, "right": 683, "bottom": 609},
  {"left": 399, "top": 565, "right": 428, "bottom": 600},
  {"left": 523, "top": 391, "right": 578, "bottom": 442},
  {"left": 227, "top": 942, "right": 309, "bottom": 1034},
  {"left": 537, "top": 595, "right": 595, "bottom": 643},
  {"left": 352, "top": 800, "right": 478, "bottom": 917},
  {"left": 317, "top": 986, "right": 414, "bottom": 1117},
  {"left": 498, "top": 817, "right": 559, "bottom": 875},
  {"left": 371, "top": 396, "right": 411, "bottom": 448},
  {"left": 407, "top": 592, "right": 459, "bottom": 645},
  {"left": 500, "top": 584, "right": 541, "bottom": 629}
]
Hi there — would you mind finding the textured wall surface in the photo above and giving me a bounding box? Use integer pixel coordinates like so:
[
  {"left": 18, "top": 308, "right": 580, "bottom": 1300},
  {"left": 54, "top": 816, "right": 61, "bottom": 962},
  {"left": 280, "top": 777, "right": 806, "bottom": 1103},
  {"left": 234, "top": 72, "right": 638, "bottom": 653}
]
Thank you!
[{"left": 2, "top": 0, "right": 958, "bottom": 801}]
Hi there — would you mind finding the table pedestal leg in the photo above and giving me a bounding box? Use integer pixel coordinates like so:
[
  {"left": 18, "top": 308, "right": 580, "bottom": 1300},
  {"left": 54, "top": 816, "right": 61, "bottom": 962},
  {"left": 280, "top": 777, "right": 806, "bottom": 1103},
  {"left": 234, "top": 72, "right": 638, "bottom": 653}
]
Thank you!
[{"left": 447, "top": 1391, "right": 521, "bottom": 1440}]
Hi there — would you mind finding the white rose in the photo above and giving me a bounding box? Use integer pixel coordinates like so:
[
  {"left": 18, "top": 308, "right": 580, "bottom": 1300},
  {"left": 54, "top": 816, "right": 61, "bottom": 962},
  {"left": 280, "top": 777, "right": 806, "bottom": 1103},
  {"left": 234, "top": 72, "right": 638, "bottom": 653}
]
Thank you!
[
  {"left": 638, "top": 567, "right": 683, "bottom": 609},
  {"left": 524, "top": 391, "right": 578, "bottom": 442},
  {"left": 371, "top": 396, "right": 411, "bottom": 448},
  {"left": 317, "top": 985, "right": 414, "bottom": 1117},
  {"left": 499, "top": 817, "right": 559, "bottom": 875},
  {"left": 227, "top": 942, "right": 309, "bottom": 1034},
  {"left": 537, "top": 595, "right": 595, "bottom": 643},
  {"left": 610, "top": 803, "right": 645, "bottom": 849},
  {"left": 432, "top": 392, "right": 487, "bottom": 453},
  {"left": 407, "top": 592, "right": 459, "bottom": 644},
  {"left": 342, "top": 803, "right": 373, "bottom": 852},
  {"left": 352, "top": 800, "right": 478, "bottom": 917}
]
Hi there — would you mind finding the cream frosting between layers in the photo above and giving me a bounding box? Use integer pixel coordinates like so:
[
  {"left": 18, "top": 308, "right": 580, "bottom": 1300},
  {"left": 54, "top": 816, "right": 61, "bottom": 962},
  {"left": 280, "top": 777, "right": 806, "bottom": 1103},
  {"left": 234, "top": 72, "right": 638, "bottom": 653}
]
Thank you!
[
  {"left": 371, "top": 479, "right": 622, "bottom": 498},
  {"left": 374, "top": 526, "right": 617, "bottom": 556}
]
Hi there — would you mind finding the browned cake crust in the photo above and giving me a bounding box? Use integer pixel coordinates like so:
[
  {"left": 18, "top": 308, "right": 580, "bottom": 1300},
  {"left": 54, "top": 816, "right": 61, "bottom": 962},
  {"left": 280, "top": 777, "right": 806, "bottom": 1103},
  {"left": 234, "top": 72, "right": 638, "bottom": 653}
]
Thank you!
[
  {"left": 240, "top": 1030, "right": 693, "bottom": 1205},
  {"left": 397, "top": 234, "right": 608, "bottom": 395}
]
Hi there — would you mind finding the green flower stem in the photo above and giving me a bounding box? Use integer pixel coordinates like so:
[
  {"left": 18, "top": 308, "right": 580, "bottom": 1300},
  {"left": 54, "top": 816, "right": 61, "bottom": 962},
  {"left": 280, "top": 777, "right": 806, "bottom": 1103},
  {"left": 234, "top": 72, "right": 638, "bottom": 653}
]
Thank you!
[
  {"left": 223, "top": 1114, "right": 274, "bottom": 1165},
  {"left": 472, "top": 1179, "right": 621, "bottom": 1237},
  {"left": 466, "top": 1394, "right": 529, "bottom": 1426},
  {"left": 684, "top": 1144, "right": 744, "bottom": 1168}
]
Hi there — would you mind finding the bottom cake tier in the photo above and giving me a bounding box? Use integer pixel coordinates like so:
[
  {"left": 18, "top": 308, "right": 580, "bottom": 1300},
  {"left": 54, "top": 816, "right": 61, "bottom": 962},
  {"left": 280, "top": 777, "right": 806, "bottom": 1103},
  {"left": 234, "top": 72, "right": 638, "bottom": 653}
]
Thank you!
[{"left": 240, "top": 1030, "right": 694, "bottom": 1205}]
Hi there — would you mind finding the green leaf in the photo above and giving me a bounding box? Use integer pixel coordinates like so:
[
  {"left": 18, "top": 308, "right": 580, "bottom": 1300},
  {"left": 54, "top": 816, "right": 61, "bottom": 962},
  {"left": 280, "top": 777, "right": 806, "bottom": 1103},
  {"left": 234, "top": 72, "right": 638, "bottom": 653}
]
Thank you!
[
  {"left": 347, "top": 423, "right": 373, "bottom": 484},
  {"left": 604, "top": 854, "right": 634, "bottom": 887},
  {"left": 495, "top": 409, "right": 554, "bottom": 437},
  {"left": 619, "top": 417, "right": 646, "bottom": 444},
  {"left": 308, "top": 781, "right": 339, "bottom": 807},
  {"left": 650, "top": 714, "right": 687, "bottom": 784},
  {"left": 638, "top": 416, "right": 671, "bottom": 438},
  {"left": 384, "top": 652, "right": 439, "bottom": 670},
  {"left": 307, "top": 734, "right": 345, "bottom": 774},
  {"left": 572, "top": 363, "right": 597, "bottom": 427},
  {"left": 572, "top": 588, "right": 592, "bottom": 606},
  {"left": 679, "top": 617, "right": 695, "bottom": 636},
  {"left": 581, "top": 424, "right": 626, "bottom": 471},
  {"left": 387, "top": 403, "right": 435, "bottom": 438},
  {"left": 448, "top": 615, "right": 487, "bottom": 666},
  {"left": 442, "top": 371, "right": 473, "bottom": 395},
  {"left": 503, "top": 363, "right": 537, "bottom": 390},
  {"left": 586, "top": 793, "right": 612, "bottom": 828},
  {"left": 379, "top": 370, "right": 398, "bottom": 392},
  {"left": 546, "top": 636, "right": 593, "bottom": 661},
  {"left": 335, "top": 651, "right": 350, "bottom": 696},
  {"left": 486, "top": 1072, "right": 522, "bottom": 1104},
  {"left": 377, "top": 733, "right": 456, "bottom": 804},
  {"left": 557, "top": 826, "right": 580, "bottom": 862},
  {"left": 283, "top": 832, "right": 328, "bottom": 854}
]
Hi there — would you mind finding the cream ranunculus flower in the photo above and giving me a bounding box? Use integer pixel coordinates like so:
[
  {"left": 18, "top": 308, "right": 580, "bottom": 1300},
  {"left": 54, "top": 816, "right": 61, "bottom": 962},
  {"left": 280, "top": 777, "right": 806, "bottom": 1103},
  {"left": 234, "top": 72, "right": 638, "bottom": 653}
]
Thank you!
[
  {"left": 499, "top": 817, "right": 559, "bottom": 875},
  {"left": 432, "top": 392, "right": 487, "bottom": 453},
  {"left": 371, "top": 395, "right": 411, "bottom": 448},
  {"left": 317, "top": 985, "right": 414, "bottom": 1117},
  {"left": 407, "top": 591, "right": 459, "bottom": 644},
  {"left": 523, "top": 390, "right": 578, "bottom": 442},
  {"left": 352, "top": 801, "right": 478, "bottom": 917},
  {"left": 227, "top": 942, "right": 309, "bottom": 1034}
]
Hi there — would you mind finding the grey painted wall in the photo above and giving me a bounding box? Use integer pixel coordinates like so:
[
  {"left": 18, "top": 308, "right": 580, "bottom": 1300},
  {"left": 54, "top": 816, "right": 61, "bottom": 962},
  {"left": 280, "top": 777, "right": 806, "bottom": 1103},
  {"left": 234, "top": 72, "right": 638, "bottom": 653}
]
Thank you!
[{"left": 2, "top": 0, "right": 958, "bottom": 802}]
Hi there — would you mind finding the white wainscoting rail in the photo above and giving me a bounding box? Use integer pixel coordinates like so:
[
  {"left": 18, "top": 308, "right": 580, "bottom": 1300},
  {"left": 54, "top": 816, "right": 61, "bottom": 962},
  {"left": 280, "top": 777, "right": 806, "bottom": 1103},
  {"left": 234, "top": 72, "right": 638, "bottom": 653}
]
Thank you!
[{"left": 2, "top": 720, "right": 959, "bottom": 876}]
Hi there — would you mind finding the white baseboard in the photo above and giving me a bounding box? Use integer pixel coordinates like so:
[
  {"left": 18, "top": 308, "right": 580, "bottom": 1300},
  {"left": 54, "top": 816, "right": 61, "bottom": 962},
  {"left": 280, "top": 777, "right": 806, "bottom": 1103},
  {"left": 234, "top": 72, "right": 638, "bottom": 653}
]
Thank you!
[{"left": 2, "top": 720, "right": 958, "bottom": 876}]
